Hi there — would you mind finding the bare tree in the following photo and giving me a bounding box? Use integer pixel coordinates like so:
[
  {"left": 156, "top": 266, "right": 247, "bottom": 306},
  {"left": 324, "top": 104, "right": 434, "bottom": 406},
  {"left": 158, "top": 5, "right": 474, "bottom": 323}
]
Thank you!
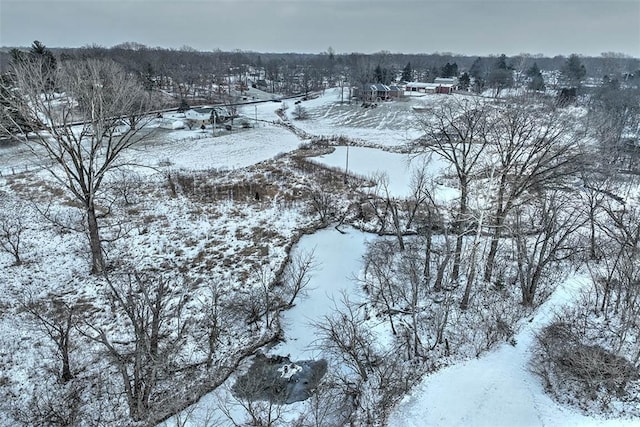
[
  {"left": 217, "top": 384, "right": 287, "bottom": 427},
  {"left": 591, "top": 199, "right": 640, "bottom": 318},
  {"left": 313, "top": 293, "right": 421, "bottom": 426},
  {"left": 292, "top": 104, "right": 309, "bottom": 120},
  {"left": 362, "top": 239, "right": 401, "bottom": 335},
  {"left": 415, "top": 98, "right": 489, "bottom": 282},
  {"left": 588, "top": 84, "right": 640, "bottom": 169},
  {"left": 482, "top": 101, "right": 581, "bottom": 283},
  {"left": 201, "top": 282, "right": 225, "bottom": 369},
  {"left": 308, "top": 185, "right": 336, "bottom": 226},
  {"left": 21, "top": 297, "right": 83, "bottom": 382},
  {"left": 313, "top": 293, "right": 379, "bottom": 383},
  {"left": 0, "top": 194, "right": 30, "bottom": 266},
  {"left": 512, "top": 191, "right": 586, "bottom": 306},
  {"left": 1, "top": 57, "right": 155, "bottom": 273},
  {"left": 82, "top": 272, "right": 186, "bottom": 421},
  {"left": 281, "top": 249, "right": 317, "bottom": 308}
]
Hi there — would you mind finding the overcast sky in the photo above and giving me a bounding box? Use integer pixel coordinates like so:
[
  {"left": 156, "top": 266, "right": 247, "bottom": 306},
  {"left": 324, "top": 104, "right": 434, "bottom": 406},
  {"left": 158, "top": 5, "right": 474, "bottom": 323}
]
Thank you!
[{"left": 1, "top": 0, "right": 639, "bottom": 57}]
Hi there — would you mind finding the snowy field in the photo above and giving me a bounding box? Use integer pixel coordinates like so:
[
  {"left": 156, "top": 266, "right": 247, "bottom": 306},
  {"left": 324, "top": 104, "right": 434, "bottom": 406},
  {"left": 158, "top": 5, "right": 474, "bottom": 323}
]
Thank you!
[
  {"left": 288, "top": 88, "right": 471, "bottom": 148},
  {"left": 129, "top": 125, "right": 301, "bottom": 171}
]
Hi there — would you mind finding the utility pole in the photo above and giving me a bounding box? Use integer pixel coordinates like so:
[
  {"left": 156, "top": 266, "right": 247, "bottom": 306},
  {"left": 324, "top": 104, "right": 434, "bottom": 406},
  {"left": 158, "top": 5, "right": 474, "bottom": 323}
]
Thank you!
[{"left": 344, "top": 145, "right": 349, "bottom": 184}]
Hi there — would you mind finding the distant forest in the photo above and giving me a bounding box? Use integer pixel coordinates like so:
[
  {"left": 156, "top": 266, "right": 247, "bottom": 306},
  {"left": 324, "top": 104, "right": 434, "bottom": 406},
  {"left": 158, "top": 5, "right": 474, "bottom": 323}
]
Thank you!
[{"left": 1, "top": 43, "right": 639, "bottom": 100}]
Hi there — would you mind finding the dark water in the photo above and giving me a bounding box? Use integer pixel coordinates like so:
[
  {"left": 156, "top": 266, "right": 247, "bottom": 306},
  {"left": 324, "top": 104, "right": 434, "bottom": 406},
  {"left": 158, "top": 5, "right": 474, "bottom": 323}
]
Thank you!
[{"left": 232, "top": 353, "right": 328, "bottom": 404}]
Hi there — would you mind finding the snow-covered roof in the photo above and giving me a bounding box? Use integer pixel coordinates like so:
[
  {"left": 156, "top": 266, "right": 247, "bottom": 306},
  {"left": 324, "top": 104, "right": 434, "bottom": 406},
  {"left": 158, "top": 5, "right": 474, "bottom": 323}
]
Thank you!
[
  {"left": 405, "top": 82, "right": 456, "bottom": 90},
  {"left": 359, "top": 83, "right": 392, "bottom": 91},
  {"left": 434, "top": 77, "right": 459, "bottom": 85}
]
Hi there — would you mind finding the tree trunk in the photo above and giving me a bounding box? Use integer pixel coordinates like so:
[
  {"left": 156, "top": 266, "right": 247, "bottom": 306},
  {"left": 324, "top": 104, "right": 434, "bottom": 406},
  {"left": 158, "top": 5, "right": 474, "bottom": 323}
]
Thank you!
[
  {"left": 423, "top": 224, "right": 432, "bottom": 286},
  {"left": 60, "top": 330, "right": 73, "bottom": 382},
  {"left": 484, "top": 233, "right": 500, "bottom": 283},
  {"left": 484, "top": 177, "right": 507, "bottom": 283},
  {"left": 87, "top": 204, "right": 105, "bottom": 274},
  {"left": 452, "top": 177, "right": 468, "bottom": 282},
  {"left": 451, "top": 232, "right": 464, "bottom": 282}
]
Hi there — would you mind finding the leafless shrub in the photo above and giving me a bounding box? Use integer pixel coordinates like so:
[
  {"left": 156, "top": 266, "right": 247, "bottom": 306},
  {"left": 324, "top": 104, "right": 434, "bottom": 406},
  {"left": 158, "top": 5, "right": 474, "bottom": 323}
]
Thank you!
[
  {"left": 12, "top": 378, "right": 84, "bottom": 427},
  {"left": 81, "top": 271, "right": 188, "bottom": 422},
  {"left": 308, "top": 185, "right": 336, "bottom": 226},
  {"left": 107, "top": 169, "right": 144, "bottom": 206},
  {"left": 532, "top": 321, "right": 639, "bottom": 412},
  {"left": 292, "top": 104, "right": 309, "bottom": 120},
  {"left": 0, "top": 194, "right": 30, "bottom": 265}
]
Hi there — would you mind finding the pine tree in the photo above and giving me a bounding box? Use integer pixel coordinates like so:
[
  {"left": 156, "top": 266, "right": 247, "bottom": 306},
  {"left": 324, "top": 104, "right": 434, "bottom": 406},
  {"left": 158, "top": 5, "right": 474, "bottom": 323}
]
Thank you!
[
  {"left": 374, "top": 64, "right": 383, "bottom": 83},
  {"left": 401, "top": 62, "right": 413, "bottom": 82},
  {"left": 495, "top": 54, "right": 509, "bottom": 70},
  {"left": 30, "top": 40, "right": 57, "bottom": 90},
  {"left": 440, "top": 62, "right": 458, "bottom": 78},
  {"left": 526, "top": 62, "right": 541, "bottom": 78},
  {"left": 458, "top": 72, "right": 471, "bottom": 91},
  {"left": 526, "top": 62, "right": 545, "bottom": 92},
  {"left": 562, "top": 54, "right": 586, "bottom": 87}
]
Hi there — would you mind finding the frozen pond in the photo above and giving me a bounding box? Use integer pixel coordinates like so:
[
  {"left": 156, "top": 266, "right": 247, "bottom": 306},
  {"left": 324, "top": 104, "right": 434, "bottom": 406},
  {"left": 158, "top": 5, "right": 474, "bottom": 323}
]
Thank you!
[
  {"left": 159, "top": 226, "right": 373, "bottom": 426},
  {"left": 268, "top": 226, "right": 372, "bottom": 359},
  {"left": 310, "top": 146, "right": 457, "bottom": 202}
]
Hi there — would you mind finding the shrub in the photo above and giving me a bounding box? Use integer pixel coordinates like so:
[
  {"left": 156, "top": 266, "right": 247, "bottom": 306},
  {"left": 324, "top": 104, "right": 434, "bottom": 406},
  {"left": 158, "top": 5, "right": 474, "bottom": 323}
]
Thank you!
[{"left": 532, "top": 321, "right": 639, "bottom": 414}]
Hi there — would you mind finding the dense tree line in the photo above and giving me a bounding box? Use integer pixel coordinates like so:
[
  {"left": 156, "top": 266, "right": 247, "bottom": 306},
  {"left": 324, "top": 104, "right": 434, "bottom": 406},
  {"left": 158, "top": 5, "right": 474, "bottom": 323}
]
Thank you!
[{"left": 3, "top": 44, "right": 638, "bottom": 102}]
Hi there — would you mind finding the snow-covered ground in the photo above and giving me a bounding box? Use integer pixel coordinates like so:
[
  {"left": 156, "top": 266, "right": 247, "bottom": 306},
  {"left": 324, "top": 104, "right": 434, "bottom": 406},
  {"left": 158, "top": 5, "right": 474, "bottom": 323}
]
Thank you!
[
  {"left": 388, "top": 275, "right": 637, "bottom": 427},
  {"left": 288, "top": 88, "right": 471, "bottom": 148},
  {"left": 3, "top": 87, "right": 637, "bottom": 427},
  {"left": 128, "top": 125, "right": 301, "bottom": 172}
]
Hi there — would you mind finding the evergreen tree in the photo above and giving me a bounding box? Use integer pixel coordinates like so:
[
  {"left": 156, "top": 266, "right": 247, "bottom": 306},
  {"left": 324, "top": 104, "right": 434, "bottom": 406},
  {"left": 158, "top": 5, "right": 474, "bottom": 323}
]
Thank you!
[
  {"left": 469, "top": 57, "right": 486, "bottom": 91},
  {"left": 526, "top": 62, "right": 542, "bottom": 78},
  {"left": 374, "top": 64, "right": 383, "bottom": 83},
  {"left": 30, "top": 40, "right": 57, "bottom": 78},
  {"left": 440, "top": 62, "right": 458, "bottom": 78},
  {"left": 141, "top": 62, "right": 155, "bottom": 92},
  {"left": 528, "top": 73, "right": 546, "bottom": 92},
  {"left": 401, "top": 62, "right": 413, "bottom": 82},
  {"left": 373, "top": 64, "right": 392, "bottom": 85},
  {"left": 495, "top": 54, "right": 509, "bottom": 70},
  {"left": 526, "top": 62, "right": 545, "bottom": 91},
  {"left": 458, "top": 72, "right": 471, "bottom": 91},
  {"left": 562, "top": 54, "right": 586, "bottom": 87},
  {"left": 487, "top": 54, "right": 513, "bottom": 97},
  {"left": 469, "top": 57, "right": 485, "bottom": 80}
]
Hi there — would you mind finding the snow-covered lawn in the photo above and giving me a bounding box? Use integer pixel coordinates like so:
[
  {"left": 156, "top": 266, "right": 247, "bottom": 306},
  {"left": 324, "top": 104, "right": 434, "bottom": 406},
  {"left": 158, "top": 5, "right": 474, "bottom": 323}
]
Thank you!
[
  {"left": 288, "top": 88, "right": 471, "bottom": 148},
  {"left": 129, "top": 125, "right": 302, "bottom": 171}
]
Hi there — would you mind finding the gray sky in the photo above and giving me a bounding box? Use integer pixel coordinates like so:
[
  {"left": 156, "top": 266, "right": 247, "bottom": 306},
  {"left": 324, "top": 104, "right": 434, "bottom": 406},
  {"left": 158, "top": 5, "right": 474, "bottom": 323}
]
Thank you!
[{"left": 1, "top": 0, "right": 639, "bottom": 57}]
